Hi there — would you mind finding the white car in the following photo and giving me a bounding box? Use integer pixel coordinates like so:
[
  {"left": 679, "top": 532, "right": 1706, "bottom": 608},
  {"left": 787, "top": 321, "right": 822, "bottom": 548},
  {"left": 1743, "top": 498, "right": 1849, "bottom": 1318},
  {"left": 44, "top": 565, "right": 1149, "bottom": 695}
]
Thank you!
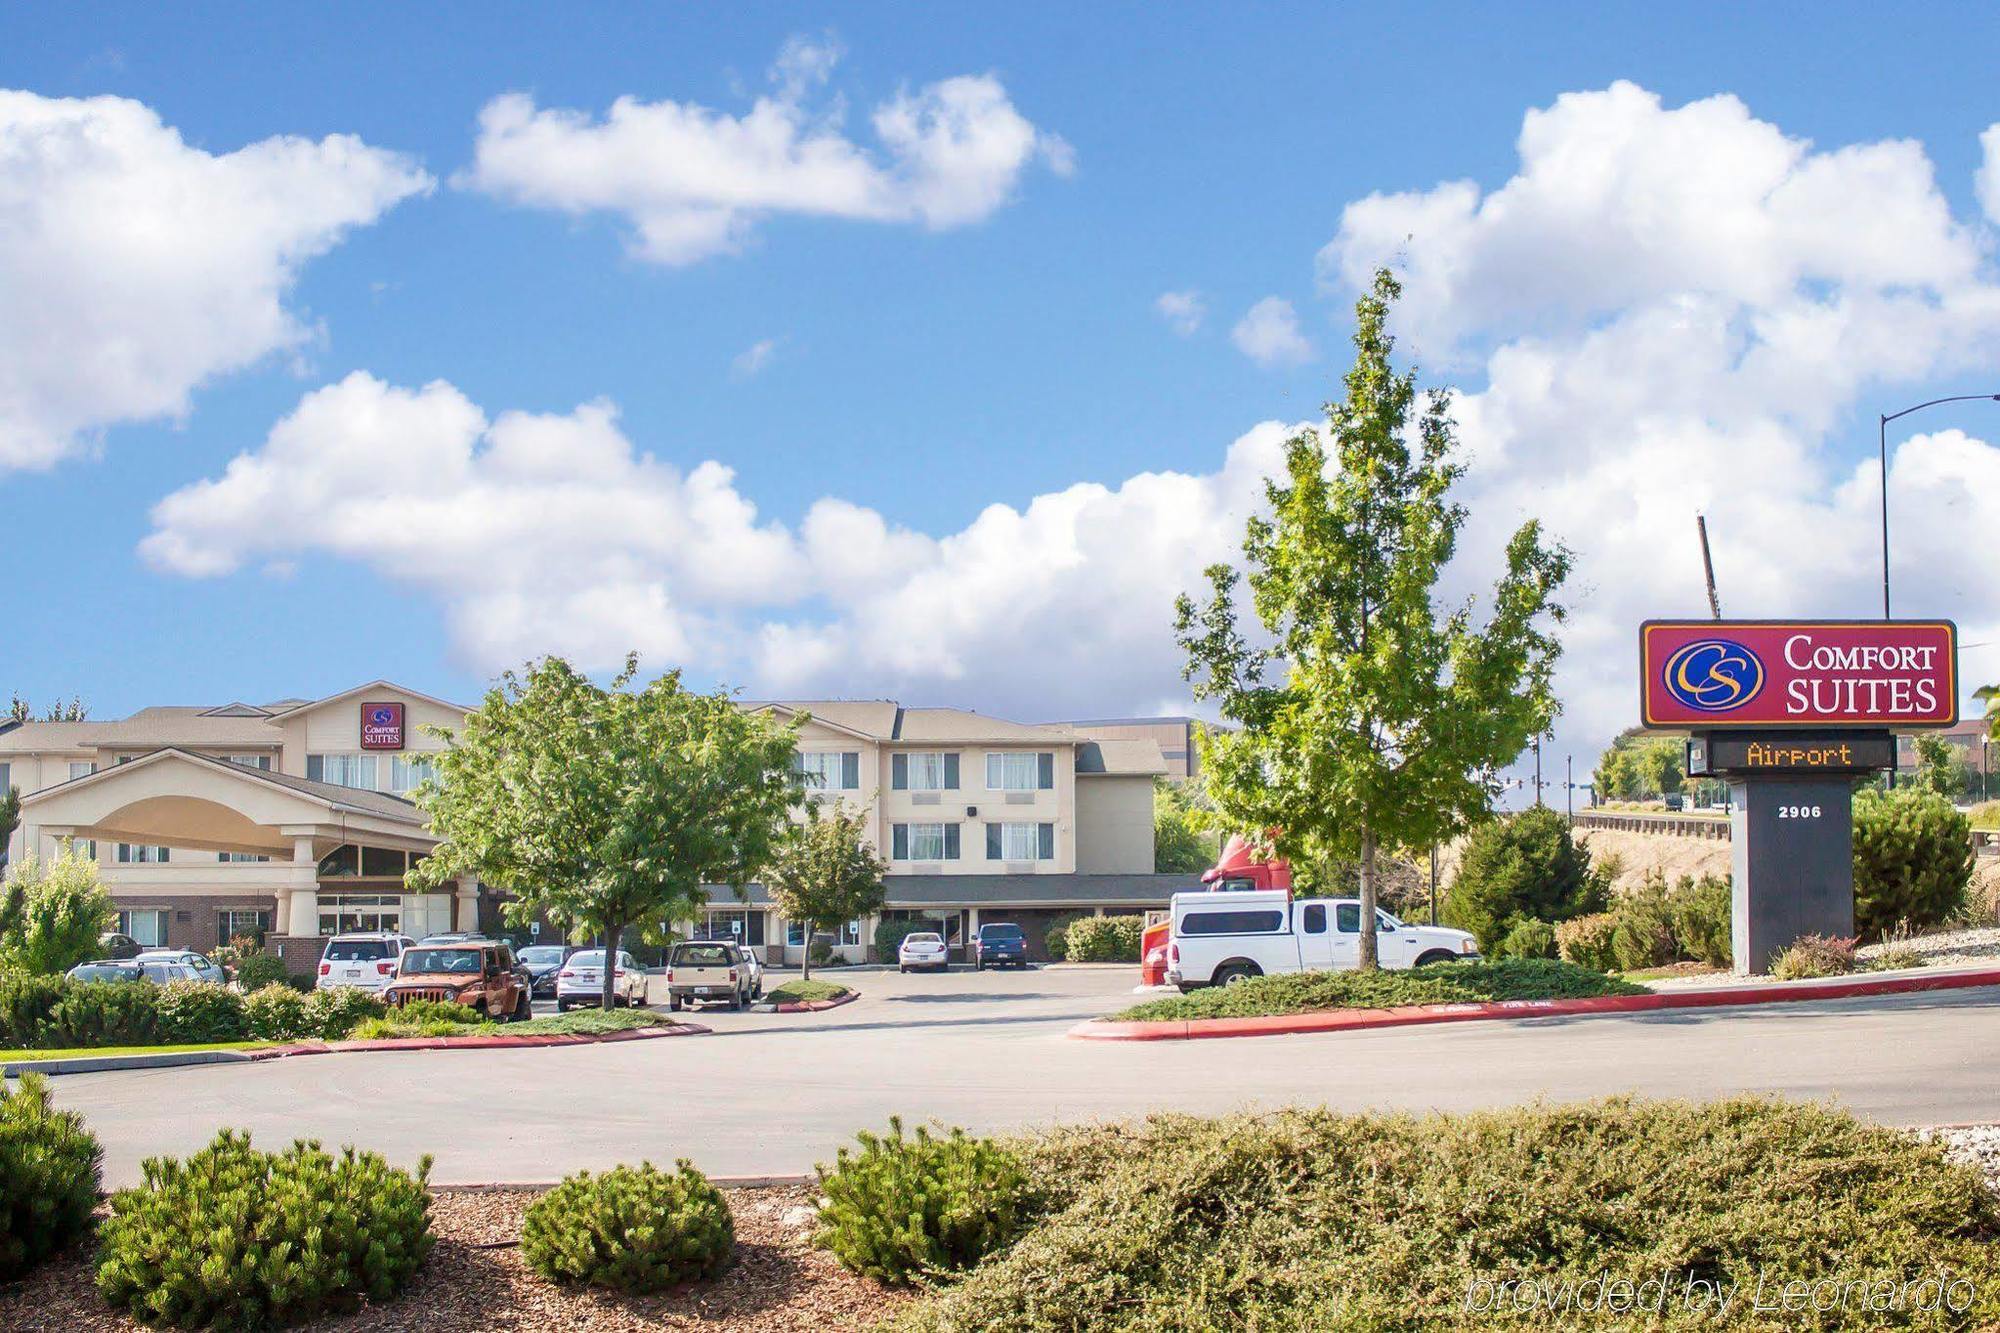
[
  {"left": 730, "top": 943, "right": 764, "bottom": 999},
  {"left": 898, "top": 931, "right": 949, "bottom": 972},
  {"left": 555, "top": 949, "right": 648, "bottom": 1010},
  {"left": 317, "top": 932, "right": 416, "bottom": 991},
  {"left": 133, "top": 948, "right": 226, "bottom": 986},
  {"left": 1166, "top": 889, "right": 1480, "bottom": 990}
]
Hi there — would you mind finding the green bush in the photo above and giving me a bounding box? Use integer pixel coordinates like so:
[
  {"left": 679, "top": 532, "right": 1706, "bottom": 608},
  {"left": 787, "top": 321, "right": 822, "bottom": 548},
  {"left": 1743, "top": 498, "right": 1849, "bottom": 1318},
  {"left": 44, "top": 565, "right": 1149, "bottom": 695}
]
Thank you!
[
  {"left": 45, "top": 980, "right": 162, "bottom": 1048},
  {"left": 1666, "top": 874, "right": 1733, "bottom": 968},
  {"left": 816, "top": 1117, "right": 1032, "bottom": 1285},
  {"left": 1771, "top": 934, "right": 1857, "bottom": 981},
  {"left": 1041, "top": 912, "right": 1088, "bottom": 962},
  {"left": 390, "top": 998, "right": 485, "bottom": 1025},
  {"left": 0, "top": 847, "right": 116, "bottom": 976},
  {"left": 0, "top": 969, "right": 65, "bottom": 1047},
  {"left": 894, "top": 1099, "right": 2000, "bottom": 1330},
  {"left": 1852, "top": 788, "right": 1974, "bottom": 940},
  {"left": 230, "top": 952, "right": 290, "bottom": 993},
  {"left": 808, "top": 936, "right": 836, "bottom": 967},
  {"left": 1115, "top": 958, "right": 1640, "bottom": 1022},
  {"left": 95, "top": 1130, "right": 434, "bottom": 1329},
  {"left": 243, "top": 984, "right": 312, "bottom": 1041},
  {"left": 1609, "top": 874, "right": 1679, "bottom": 971},
  {"left": 1553, "top": 912, "right": 1619, "bottom": 972},
  {"left": 302, "top": 986, "right": 387, "bottom": 1040},
  {"left": 874, "top": 917, "right": 936, "bottom": 962},
  {"left": 522, "top": 1160, "right": 734, "bottom": 1292},
  {"left": 1442, "top": 807, "right": 1606, "bottom": 954},
  {"left": 1061, "top": 915, "right": 1146, "bottom": 962},
  {"left": 153, "top": 980, "right": 247, "bottom": 1044},
  {"left": 0, "top": 1073, "right": 102, "bottom": 1280},
  {"left": 1494, "top": 917, "right": 1556, "bottom": 960}
]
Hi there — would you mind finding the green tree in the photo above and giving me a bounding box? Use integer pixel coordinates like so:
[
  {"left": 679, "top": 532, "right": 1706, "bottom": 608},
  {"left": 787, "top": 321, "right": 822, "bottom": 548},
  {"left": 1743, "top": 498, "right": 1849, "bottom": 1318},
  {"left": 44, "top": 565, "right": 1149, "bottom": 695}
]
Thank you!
[
  {"left": 6, "top": 694, "right": 87, "bottom": 723},
  {"left": 1153, "top": 778, "right": 1217, "bottom": 874},
  {"left": 408, "top": 655, "right": 801, "bottom": 1008},
  {"left": 765, "top": 805, "right": 887, "bottom": 981},
  {"left": 0, "top": 784, "right": 18, "bottom": 875},
  {"left": 1442, "top": 806, "right": 1606, "bottom": 955},
  {"left": 0, "top": 844, "right": 115, "bottom": 975},
  {"left": 1910, "top": 733, "right": 1967, "bottom": 799},
  {"left": 1175, "top": 268, "right": 1572, "bottom": 968}
]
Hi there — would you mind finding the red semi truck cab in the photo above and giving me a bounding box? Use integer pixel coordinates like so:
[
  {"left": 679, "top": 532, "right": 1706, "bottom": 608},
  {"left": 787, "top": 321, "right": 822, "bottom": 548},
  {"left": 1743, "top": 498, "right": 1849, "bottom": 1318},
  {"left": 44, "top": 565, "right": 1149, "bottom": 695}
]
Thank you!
[{"left": 1139, "top": 834, "right": 1292, "bottom": 986}]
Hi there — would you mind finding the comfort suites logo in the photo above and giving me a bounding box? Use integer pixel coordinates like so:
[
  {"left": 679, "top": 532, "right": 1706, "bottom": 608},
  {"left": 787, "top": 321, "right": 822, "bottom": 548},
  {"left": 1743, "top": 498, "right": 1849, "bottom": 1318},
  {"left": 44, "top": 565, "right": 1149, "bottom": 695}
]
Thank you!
[
  {"left": 1661, "top": 639, "right": 1764, "bottom": 713},
  {"left": 360, "top": 701, "right": 405, "bottom": 750}
]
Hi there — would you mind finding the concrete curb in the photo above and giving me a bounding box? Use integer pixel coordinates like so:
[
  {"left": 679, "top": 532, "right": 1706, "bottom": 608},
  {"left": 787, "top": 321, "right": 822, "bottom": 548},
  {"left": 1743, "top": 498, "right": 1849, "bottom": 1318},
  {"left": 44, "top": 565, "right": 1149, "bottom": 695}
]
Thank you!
[
  {"left": 1070, "top": 965, "right": 2000, "bottom": 1042},
  {"left": 3, "top": 1022, "right": 710, "bottom": 1076},
  {"left": 439, "top": 1173, "right": 815, "bottom": 1192},
  {"left": 763, "top": 989, "right": 860, "bottom": 1014}
]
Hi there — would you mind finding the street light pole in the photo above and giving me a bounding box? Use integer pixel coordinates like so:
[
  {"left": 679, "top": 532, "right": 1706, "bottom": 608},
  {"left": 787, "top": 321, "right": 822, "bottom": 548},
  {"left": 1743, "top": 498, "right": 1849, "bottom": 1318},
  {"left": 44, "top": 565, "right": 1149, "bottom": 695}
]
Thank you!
[{"left": 1878, "top": 393, "right": 2000, "bottom": 619}]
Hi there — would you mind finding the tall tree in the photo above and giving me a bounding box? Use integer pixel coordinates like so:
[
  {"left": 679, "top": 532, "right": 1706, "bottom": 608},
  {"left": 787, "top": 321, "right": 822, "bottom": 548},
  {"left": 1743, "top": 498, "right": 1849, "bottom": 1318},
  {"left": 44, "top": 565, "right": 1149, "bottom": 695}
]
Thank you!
[
  {"left": 408, "top": 655, "right": 801, "bottom": 1009},
  {"left": 1153, "top": 777, "right": 1219, "bottom": 874},
  {"left": 765, "top": 805, "right": 887, "bottom": 981},
  {"left": 0, "top": 784, "right": 18, "bottom": 875},
  {"left": 1176, "top": 268, "right": 1572, "bottom": 969},
  {"left": 7, "top": 694, "right": 87, "bottom": 723},
  {"left": 0, "top": 845, "right": 115, "bottom": 975}
]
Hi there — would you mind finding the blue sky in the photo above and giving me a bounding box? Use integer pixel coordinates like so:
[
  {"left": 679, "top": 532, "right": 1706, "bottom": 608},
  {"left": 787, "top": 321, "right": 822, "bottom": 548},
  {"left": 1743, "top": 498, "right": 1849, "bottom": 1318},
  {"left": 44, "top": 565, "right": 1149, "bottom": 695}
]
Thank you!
[{"left": 5, "top": 3, "right": 2000, "bottom": 776}]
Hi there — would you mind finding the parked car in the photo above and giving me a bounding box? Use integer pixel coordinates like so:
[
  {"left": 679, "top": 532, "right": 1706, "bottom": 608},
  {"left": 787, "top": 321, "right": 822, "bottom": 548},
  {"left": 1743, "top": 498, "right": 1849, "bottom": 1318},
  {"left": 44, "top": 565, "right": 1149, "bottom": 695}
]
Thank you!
[
  {"left": 96, "top": 932, "right": 143, "bottom": 960},
  {"left": 555, "top": 948, "right": 648, "bottom": 1010},
  {"left": 132, "top": 948, "right": 226, "bottom": 986},
  {"left": 65, "top": 958, "right": 199, "bottom": 985},
  {"left": 1165, "top": 889, "right": 1479, "bottom": 991},
  {"left": 971, "top": 922, "right": 1029, "bottom": 970},
  {"left": 517, "top": 944, "right": 573, "bottom": 998},
  {"left": 383, "top": 940, "right": 531, "bottom": 1021},
  {"left": 730, "top": 943, "right": 764, "bottom": 999},
  {"left": 317, "top": 932, "right": 416, "bottom": 992},
  {"left": 663, "top": 941, "right": 750, "bottom": 1011},
  {"left": 898, "top": 931, "right": 949, "bottom": 972}
]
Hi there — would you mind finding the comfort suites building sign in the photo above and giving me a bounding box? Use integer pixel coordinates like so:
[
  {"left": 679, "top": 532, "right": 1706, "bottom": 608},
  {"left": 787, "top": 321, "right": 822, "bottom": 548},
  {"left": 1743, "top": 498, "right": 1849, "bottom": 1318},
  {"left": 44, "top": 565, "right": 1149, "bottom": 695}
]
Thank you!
[
  {"left": 360, "top": 702, "right": 406, "bottom": 750},
  {"left": 1640, "top": 620, "right": 1956, "bottom": 729}
]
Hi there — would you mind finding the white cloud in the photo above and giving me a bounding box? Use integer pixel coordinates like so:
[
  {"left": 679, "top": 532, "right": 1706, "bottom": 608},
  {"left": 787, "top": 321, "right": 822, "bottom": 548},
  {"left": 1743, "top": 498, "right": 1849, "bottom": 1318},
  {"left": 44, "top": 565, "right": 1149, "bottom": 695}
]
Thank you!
[
  {"left": 731, "top": 337, "right": 781, "bottom": 380},
  {"left": 1154, "top": 290, "right": 1204, "bottom": 335},
  {"left": 1979, "top": 123, "right": 2000, "bottom": 224},
  {"left": 0, "top": 90, "right": 432, "bottom": 471},
  {"left": 460, "top": 40, "right": 1070, "bottom": 265},
  {"left": 1231, "top": 297, "right": 1313, "bottom": 367}
]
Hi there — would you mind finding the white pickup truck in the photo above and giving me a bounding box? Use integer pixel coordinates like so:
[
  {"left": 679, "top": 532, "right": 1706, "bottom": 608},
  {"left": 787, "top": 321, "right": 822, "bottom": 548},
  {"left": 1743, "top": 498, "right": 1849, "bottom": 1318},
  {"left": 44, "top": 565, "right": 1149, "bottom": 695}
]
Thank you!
[{"left": 1165, "top": 889, "right": 1480, "bottom": 990}]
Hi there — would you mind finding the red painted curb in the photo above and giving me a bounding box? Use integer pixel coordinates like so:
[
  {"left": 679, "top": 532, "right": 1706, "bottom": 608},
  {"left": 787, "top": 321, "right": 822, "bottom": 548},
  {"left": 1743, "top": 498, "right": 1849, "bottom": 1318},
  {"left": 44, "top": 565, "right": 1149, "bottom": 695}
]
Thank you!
[
  {"left": 1071, "top": 965, "right": 2000, "bottom": 1041},
  {"left": 247, "top": 1022, "right": 710, "bottom": 1060},
  {"left": 771, "top": 989, "right": 859, "bottom": 1013}
]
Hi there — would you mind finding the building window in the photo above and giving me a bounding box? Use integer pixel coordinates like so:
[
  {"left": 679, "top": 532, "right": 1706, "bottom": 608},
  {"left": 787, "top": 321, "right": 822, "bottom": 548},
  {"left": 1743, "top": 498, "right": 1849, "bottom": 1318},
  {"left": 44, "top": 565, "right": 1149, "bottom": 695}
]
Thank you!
[
  {"left": 0, "top": 762, "right": 10, "bottom": 794},
  {"left": 65, "top": 838, "right": 97, "bottom": 861},
  {"left": 218, "top": 851, "right": 271, "bottom": 863},
  {"left": 68, "top": 761, "right": 96, "bottom": 781},
  {"left": 985, "top": 752, "right": 1054, "bottom": 791},
  {"left": 985, "top": 822, "right": 1054, "bottom": 861},
  {"left": 306, "top": 753, "right": 379, "bottom": 790},
  {"left": 891, "top": 751, "right": 957, "bottom": 791},
  {"left": 118, "top": 909, "right": 170, "bottom": 947},
  {"left": 116, "top": 844, "right": 171, "bottom": 864},
  {"left": 891, "top": 822, "right": 959, "bottom": 861},
  {"left": 699, "top": 909, "right": 766, "bottom": 946},
  {"left": 787, "top": 918, "right": 861, "bottom": 946},
  {"left": 794, "top": 751, "right": 860, "bottom": 791},
  {"left": 318, "top": 892, "right": 402, "bottom": 937},
  {"left": 389, "top": 755, "right": 436, "bottom": 792},
  {"left": 225, "top": 754, "right": 273, "bottom": 770},
  {"left": 360, "top": 846, "right": 407, "bottom": 878},
  {"left": 217, "top": 909, "right": 271, "bottom": 946}
]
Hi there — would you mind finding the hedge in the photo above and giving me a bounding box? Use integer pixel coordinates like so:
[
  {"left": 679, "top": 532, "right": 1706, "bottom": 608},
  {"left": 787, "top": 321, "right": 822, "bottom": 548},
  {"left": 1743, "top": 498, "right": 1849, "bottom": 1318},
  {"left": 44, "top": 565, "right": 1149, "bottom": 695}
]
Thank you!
[
  {"left": 0, "top": 974, "right": 386, "bottom": 1050},
  {"left": 1112, "top": 958, "right": 1640, "bottom": 1022},
  {"left": 1061, "top": 915, "right": 1145, "bottom": 962}
]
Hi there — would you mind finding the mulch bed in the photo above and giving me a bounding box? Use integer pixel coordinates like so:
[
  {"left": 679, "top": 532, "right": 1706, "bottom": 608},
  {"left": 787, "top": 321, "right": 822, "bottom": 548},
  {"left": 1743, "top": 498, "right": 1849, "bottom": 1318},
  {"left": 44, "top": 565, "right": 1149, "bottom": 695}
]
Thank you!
[{"left": 0, "top": 1185, "right": 911, "bottom": 1331}]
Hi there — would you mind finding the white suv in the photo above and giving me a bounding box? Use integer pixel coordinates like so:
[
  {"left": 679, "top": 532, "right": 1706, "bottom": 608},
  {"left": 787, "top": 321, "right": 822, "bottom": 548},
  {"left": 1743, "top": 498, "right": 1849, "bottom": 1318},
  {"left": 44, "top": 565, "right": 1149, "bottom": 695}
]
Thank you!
[{"left": 318, "top": 932, "right": 415, "bottom": 991}]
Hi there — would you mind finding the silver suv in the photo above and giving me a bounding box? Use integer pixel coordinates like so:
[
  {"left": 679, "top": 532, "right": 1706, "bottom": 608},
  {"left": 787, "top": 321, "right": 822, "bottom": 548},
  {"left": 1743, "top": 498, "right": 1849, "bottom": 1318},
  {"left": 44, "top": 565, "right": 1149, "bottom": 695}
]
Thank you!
[{"left": 317, "top": 932, "right": 415, "bottom": 991}]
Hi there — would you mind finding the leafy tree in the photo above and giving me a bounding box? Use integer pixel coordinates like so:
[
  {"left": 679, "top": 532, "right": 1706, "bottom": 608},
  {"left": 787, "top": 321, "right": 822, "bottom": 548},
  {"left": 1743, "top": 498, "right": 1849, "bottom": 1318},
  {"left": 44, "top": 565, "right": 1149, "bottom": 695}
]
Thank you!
[
  {"left": 0, "top": 784, "right": 17, "bottom": 876},
  {"left": 1591, "top": 730, "right": 1686, "bottom": 802},
  {"left": 1442, "top": 807, "right": 1606, "bottom": 955},
  {"left": 0, "top": 844, "right": 115, "bottom": 975},
  {"left": 408, "top": 655, "right": 801, "bottom": 1008},
  {"left": 6, "top": 694, "right": 87, "bottom": 723},
  {"left": 766, "top": 805, "right": 887, "bottom": 980},
  {"left": 1153, "top": 778, "right": 1217, "bottom": 874},
  {"left": 1176, "top": 268, "right": 1572, "bottom": 967},
  {"left": 1909, "top": 733, "right": 1970, "bottom": 799}
]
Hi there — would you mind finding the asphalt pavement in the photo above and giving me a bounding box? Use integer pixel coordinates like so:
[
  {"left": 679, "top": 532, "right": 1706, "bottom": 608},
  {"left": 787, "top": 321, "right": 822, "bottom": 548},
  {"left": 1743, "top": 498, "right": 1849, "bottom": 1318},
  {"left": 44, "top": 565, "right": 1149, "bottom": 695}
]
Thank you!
[{"left": 41, "top": 964, "right": 2000, "bottom": 1187}]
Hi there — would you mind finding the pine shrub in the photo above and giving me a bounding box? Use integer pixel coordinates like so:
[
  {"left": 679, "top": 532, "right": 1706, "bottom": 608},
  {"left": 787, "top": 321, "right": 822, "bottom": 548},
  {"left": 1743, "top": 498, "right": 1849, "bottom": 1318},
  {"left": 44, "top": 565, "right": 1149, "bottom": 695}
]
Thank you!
[
  {"left": 302, "top": 986, "right": 387, "bottom": 1040},
  {"left": 816, "top": 1117, "right": 1031, "bottom": 1285},
  {"left": 153, "top": 980, "right": 247, "bottom": 1043},
  {"left": 1442, "top": 807, "right": 1606, "bottom": 954},
  {"left": 46, "top": 980, "right": 162, "bottom": 1048},
  {"left": 230, "top": 952, "right": 290, "bottom": 993},
  {"left": 521, "top": 1160, "right": 734, "bottom": 1292},
  {"left": 1553, "top": 913, "right": 1619, "bottom": 972},
  {"left": 1770, "top": 934, "right": 1857, "bottom": 981},
  {"left": 0, "top": 969, "right": 65, "bottom": 1047},
  {"left": 1608, "top": 874, "right": 1678, "bottom": 971},
  {"left": 1852, "top": 788, "right": 1974, "bottom": 939},
  {"left": 1494, "top": 918, "right": 1557, "bottom": 960},
  {"left": 389, "top": 998, "right": 485, "bottom": 1025},
  {"left": 96, "top": 1130, "right": 434, "bottom": 1329},
  {"left": 1666, "top": 874, "right": 1733, "bottom": 968},
  {"left": 0, "top": 1073, "right": 102, "bottom": 1280},
  {"left": 243, "top": 984, "right": 312, "bottom": 1041}
]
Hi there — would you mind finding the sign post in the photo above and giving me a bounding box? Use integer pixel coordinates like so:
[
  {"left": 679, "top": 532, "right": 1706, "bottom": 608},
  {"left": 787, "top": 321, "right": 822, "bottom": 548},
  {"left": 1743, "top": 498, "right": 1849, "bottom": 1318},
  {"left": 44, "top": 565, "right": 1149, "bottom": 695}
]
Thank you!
[{"left": 1641, "top": 620, "right": 1956, "bottom": 974}]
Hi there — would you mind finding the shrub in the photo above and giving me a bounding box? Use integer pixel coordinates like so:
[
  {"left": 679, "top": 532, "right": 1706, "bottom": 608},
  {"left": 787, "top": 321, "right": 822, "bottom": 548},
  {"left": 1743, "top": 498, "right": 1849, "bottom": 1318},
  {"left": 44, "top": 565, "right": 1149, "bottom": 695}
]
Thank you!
[
  {"left": 1062, "top": 915, "right": 1146, "bottom": 962},
  {"left": 390, "top": 998, "right": 485, "bottom": 1025},
  {"left": 231, "top": 952, "right": 290, "bottom": 993},
  {"left": 302, "top": 986, "right": 387, "bottom": 1040},
  {"left": 1867, "top": 946, "right": 1925, "bottom": 972},
  {"left": 1770, "top": 934, "right": 1857, "bottom": 981},
  {"left": 243, "top": 984, "right": 312, "bottom": 1041},
  {"left": 1666, "top": 874, "right": 1733, "bottom": 968},
  {"left": 816, "top": 1117, "right": 1031, "bottom": 1285},
  {"left": 0, "top": 847, "right": 116, "bottom": 975},
  {"left": 1042, "top": 912, "right": 1088, "bottom": 962},
  {"left": 1442, "top": 807, "right": 1606, "bottom": 954},
  {"left": 153, "top": 980, "right": 247, "bottom": 1043},
  {"left": 45, "top": 980, "right": 162, "bottom": 1048},
  {"left": 1608, "top": 873, "right": 1678, "bottom": 971},
  {"left": 0, "top": 969, "right": 65, "bottom": 1047},
  {"left": 808, "top": 936, "right": 836, "bottom": 967},
  {"left": 1553, "top": 912, "right": 1619, "bottom": 972},
  {"left": 874, "top": 917, "right": 935, "bottom": 962},
  {"left": 0, "top": 1073, "right": 102, "bottom": 1280},
  {"left": 95, "top": 1130, "right": 434, "bottom": 1329},
  {"left": 1114, "top": 958, "right": 1640, "bottom": 1022},
  {"left": 1852, "top": 788, "right": 1974, "bottom": 940},
  {"left": 1494, "top": 917, "right": 1556, "bottom": 960},
  {"left": 522, "top": 1160, "right": 734, "bottom": 1292}
]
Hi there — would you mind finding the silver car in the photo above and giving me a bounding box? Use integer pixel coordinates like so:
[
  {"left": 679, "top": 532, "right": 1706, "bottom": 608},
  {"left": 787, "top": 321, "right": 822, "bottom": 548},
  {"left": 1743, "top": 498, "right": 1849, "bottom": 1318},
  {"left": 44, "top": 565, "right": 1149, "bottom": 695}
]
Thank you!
[
  {"left": 132, "top": 949, "right": 226, "bottom": 985},
  {"left": 730, "top": 943, "right": 764, "bottom": 999}
]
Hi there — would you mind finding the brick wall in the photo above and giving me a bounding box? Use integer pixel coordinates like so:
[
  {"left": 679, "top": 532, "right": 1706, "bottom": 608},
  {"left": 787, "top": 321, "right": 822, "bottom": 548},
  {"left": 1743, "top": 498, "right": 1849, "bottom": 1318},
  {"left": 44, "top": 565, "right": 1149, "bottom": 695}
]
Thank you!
[{"left": 107, "top": 892, "right": 279, "bottom": 956}]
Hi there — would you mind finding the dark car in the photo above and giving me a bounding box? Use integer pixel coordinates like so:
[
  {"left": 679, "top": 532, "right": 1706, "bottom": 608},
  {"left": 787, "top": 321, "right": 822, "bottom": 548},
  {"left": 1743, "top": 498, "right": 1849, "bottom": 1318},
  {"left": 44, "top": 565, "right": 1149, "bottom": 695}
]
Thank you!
[
  {"left": 516, "top": 944, "right": 573, "bottom": 998},
  {"left": 971, "top": 922, "right": 1029, "bottom": 970},
  {"left": 97, "top": 932, "right": 143, "bottom": 960}
]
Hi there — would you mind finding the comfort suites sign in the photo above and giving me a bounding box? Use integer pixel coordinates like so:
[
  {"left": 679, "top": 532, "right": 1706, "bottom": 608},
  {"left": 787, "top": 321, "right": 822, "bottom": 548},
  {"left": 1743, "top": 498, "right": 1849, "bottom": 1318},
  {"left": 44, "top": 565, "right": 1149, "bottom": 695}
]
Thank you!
[
  {"left": 359, "top": 701, "right": 406, "bottom": 750},
  {"left": 1640, "top": 620, "right": 1957, "bottom": 729}
]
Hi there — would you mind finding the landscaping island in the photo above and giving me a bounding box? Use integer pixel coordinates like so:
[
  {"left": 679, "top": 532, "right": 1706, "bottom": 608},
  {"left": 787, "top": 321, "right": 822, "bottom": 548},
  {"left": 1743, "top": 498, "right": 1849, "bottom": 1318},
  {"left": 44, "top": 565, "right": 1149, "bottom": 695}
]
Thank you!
[
  {"left": 765, "top": 978, "right": 857, "bottom": 1010},
  {"left": 1110, "top": 958, "right": 1642, "bottom": 1022}
]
